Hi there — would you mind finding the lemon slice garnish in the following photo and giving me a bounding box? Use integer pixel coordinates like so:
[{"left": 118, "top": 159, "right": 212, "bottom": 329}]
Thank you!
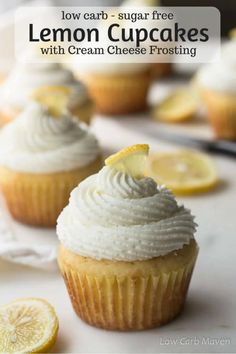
[
  {"left": 153, "top": 89, "right": 198, "bottom": 123},
  {"left": 0, "top": 298, "right": 59, "bottom": 353},
  {"left": 105, "top": 144, "right": 149, "bottom": 178},
  {"left": 146, "top": 150, "right": 218, "bottom": 195},
  {"left": 32, "top": 85, "right": 71, "bottom": 118}
]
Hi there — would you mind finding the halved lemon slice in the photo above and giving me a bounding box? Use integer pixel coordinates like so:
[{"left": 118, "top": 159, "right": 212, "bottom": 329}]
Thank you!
[
  {"left": 153, "top": 89, "right": 198, "bottom": 123},
  {"left": 0, "top": 298, "right": 59, "bottom": 353},
  {"left": 105, "top": 144, "right": 149, "bottom": 178},
  {"left": 146, "top": 150, "right": 218, "bottom": 195},
  {"left": 32, "top": 85, "right": 71, "bottom": 118}
]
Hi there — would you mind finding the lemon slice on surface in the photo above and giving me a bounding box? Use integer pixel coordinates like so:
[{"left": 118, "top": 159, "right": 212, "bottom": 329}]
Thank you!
[
  {"left": 0, "top": 298, "right": 59, "bottom": 353},
  {"left": 105, "top": 144, "right": 149, "bottom": 178},
  {"left": 32, "top": 85, "right": 71, "bottom": 118},
  {"left": 153, "top": 89, "right": 198, "bottom": 123},
  {"left": 146, "top": 150, "right": 218, "bottom": 195}
]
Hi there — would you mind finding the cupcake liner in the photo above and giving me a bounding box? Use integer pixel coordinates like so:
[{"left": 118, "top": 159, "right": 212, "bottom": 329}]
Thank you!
[
  {"left": 71, "top": 100, "right": 94, "bottom": 125},
  {"left": 58, "top": 240, "right": 198, "bottom": 331},
  {"left": 81, "top": 71, "right": 151, "bottom": 115},
  {"left": 202, "top": 89, "right": 236, "bottom": 140},
  {"left": 0, "top": 156, "right": 103, "bottom": 227}
]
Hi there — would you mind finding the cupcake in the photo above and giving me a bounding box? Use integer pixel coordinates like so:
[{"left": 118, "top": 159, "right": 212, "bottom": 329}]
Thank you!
[
  {"left": 71, "top": 3, "right": 152, "bottom": 116},
  {"left": 77, "top": 63, "right": 151, "bottom": 115},
  {"left": 196, "top": 39, "right": 236, "bottom": 140},
  {"left": 57, "top": 144, "right": 198, "bottom": 331},
  {"left": 0, "top": 102, "right": 103, "bottom": 227},
  {"left": 0, "top": 62, "right": 93, "bottom": 126}
]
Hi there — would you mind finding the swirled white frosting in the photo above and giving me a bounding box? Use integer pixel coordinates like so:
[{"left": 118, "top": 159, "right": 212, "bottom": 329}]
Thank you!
[
  {"left": 57, "top": 165, "right": 196, "bottom": 261},
  {"left": 0, "top": 62, "right": 89, "bottom": 110},
  {"left": 196, "top": 40, "right": 236, "bottom": 93},
  {"left": 0, "top": 102, "right": 100, "bottom": 173}
]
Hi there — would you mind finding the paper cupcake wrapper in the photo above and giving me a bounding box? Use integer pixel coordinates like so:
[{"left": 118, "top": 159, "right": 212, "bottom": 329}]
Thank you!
[
  {"left": 0, "top": 156, "right": 102, "bottom": 227},
  {"left": 82, "top": 71, "right": 151, "bottom": 115},
  {"left": 58, "top": 243, "right": 198, "bottom": 331},
  {"left": 203, "top": 90, "right": 236, "bottom": 140}
]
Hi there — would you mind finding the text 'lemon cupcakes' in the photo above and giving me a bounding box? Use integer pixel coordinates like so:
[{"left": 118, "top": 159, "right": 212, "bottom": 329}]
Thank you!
[
  {"left": 57, "top": 144, "right": 198, "bottom": 331},
  {"left": 196, "top": 39, "right": 236, "bottom": 140},
  {"left": 0, "top": 102, "right": 102, "bottom": 227},
  {"left": 0, "top": 62, "right": 93, "bottom": 126}
]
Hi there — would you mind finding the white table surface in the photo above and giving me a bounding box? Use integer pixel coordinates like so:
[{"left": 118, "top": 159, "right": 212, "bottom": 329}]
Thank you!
[{"left": 1, "top": 80, "right": 236, "bottom": 353}]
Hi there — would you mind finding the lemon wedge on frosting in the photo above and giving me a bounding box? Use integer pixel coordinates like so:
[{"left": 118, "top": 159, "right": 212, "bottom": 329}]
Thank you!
[
  {"left": 105, "top": 144, "right": 149, "bottom": 178},
  {"left": 32, "top": 85, "right": 71, "bottom": 118},
  {"left": 146, "top": 150, "right": 218, "bottom": 195},
  {"left": 0, "top": 298, "right": 59, "bottom": 353},
  {"left": 153, "top": 89, "right": 198, "bottom": 123}
]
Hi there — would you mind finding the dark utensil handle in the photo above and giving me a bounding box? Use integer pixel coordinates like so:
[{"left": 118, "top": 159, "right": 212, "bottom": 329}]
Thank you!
[{"left": 208, "top": 140, "right": 236, "bottom": 157}]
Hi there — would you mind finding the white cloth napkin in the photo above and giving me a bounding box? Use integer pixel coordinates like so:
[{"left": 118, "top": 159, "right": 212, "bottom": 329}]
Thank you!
[{"left": 0, "top": 201, "right": 58, "bottom": 271}]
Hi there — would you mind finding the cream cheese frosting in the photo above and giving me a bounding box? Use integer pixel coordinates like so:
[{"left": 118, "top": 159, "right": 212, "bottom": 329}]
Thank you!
[
  {"left": 0, "top": 102, "right": 100, "bottom": 174},
  {"left": 57, "top": 165, "right": 196, "bottom": 261},
  {"left": 196, "top": 40, "right": 236, "bottom": 94},
  {"left": 0, "top": 62, "right": 89, "bottom": 111}
]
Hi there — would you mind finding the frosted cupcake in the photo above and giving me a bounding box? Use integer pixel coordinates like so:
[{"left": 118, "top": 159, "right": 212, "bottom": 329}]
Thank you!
[
  {"left": 0, "top": 62, "right": 93, "bottom": 126},
  {"left": 57, "top": 144, "right": 198, "bottom": 330},
  {"left": 76, "top": 62, "right": 151, "bottom": 115},
  {"left": 0, "top": 102, "right": 102, "bottom": 227},
  {"left": 196, "top": 40, "right": 236, "bottom": 140}
]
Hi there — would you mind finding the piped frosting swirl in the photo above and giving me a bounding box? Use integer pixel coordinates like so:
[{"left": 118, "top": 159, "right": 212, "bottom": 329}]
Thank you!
[
  {"left": 0, "top": 62, "right": 89, "bottom": 110},
  {"left": 0, "top": 102, "right": 100, "bottom": 173},
  {"left": 57, "top": 165, "right": 196, "bottom": 261}
]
